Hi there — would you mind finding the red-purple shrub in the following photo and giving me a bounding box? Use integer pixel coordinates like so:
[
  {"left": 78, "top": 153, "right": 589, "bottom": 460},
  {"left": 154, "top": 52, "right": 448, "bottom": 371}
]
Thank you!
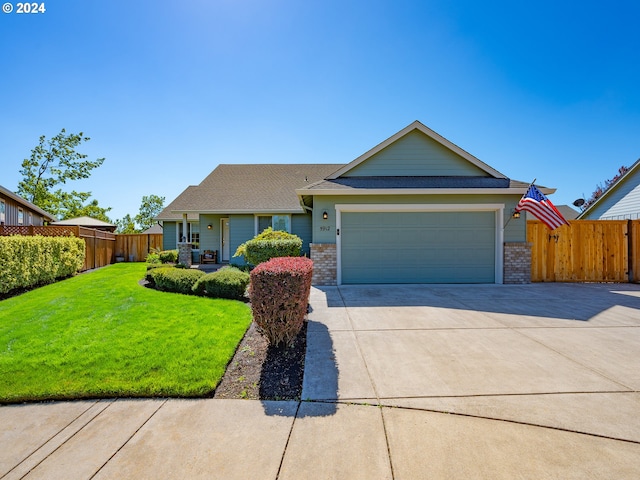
[{"left": 249, "top": 257, "right": 313, "bottom": 346}]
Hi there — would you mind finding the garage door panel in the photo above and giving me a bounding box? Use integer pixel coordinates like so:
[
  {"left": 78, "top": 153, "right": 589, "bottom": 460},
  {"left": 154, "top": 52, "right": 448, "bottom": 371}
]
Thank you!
[{"left": 341, "top": 211, "right": 495, "bottom": 284}]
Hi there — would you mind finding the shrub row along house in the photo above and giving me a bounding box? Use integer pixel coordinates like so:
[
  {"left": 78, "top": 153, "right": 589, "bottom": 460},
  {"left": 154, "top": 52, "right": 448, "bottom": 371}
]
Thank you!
[{"left": 158, "top": 121, "right": 552, "bottom": 286}]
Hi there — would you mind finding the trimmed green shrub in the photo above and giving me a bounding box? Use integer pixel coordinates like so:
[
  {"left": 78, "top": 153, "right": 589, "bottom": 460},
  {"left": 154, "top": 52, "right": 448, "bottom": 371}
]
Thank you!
[
  {"left": 249, "top": 257, "right": 313, "bottom": 346},
  {"left": 234, "top": 227, "right": 302, "bottom": 266},
  {"left": 145, "top": 264, "right": 172, "bottom": 286},
  {"left": 159, "top": 250, "right": 178, "bottom": 263},
  {"left": 0, "top": 235, "right": 85, "bottom": 294},
  {"left": 150, "top": 267, "right": 204, "bottom": 294},
  {"left": 192, "top": 267, "right": 250, "bottom": 300}
]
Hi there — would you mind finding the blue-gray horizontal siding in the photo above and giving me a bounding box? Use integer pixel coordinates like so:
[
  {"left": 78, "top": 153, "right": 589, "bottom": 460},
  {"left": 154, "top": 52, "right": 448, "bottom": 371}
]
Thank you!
[
  {"left": 343, "top": 130, "right": 488, "bottom": 177},
  {"left": 163, "top": 222, "right": 177, "bottom": 250},
  {"left": 229, "top": 215, "right": 254, "bottom": 265},
  {"left": 292, "top": 213, "right": 312, "bottom": 256},
  {"left": 341, "top": 211, "right": 495, "bottom": 284},
  {"left": 586, "top": 172, "right": 640, "bottom": 220}
]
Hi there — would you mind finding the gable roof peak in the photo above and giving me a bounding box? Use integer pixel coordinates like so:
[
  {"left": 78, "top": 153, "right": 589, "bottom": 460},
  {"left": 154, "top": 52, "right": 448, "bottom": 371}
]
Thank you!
[{"left": 327, "top": 121, "right": 507, "bottom": 180}]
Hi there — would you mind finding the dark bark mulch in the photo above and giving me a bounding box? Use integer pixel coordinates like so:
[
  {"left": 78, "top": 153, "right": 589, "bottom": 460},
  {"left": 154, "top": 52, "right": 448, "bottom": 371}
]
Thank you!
[{"left": 213, "top": 322, "right": 307, "bottom": 400}]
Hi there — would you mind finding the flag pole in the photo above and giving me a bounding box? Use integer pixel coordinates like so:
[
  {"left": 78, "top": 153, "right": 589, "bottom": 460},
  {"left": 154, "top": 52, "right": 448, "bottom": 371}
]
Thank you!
[{"left": 504, "top": 179, "right": 536, "bottom": 228}]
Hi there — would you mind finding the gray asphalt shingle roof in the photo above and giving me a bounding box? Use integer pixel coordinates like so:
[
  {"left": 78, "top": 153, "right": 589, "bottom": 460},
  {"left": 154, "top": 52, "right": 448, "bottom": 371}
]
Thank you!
[{"left": 157, "top": 164, "right": 342, "bottom": 220}]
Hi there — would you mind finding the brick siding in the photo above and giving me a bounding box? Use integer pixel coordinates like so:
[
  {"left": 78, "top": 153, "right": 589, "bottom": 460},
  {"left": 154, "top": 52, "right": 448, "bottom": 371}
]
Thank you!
[
  {"left": 178, "top": 242, "right": 192, "bottom": 267},
  {"left": 310, "top": 243, "right": 337, "bottom": 286},
  {"left": 504, "top": 242, "right": 532, "bottom": 284}
]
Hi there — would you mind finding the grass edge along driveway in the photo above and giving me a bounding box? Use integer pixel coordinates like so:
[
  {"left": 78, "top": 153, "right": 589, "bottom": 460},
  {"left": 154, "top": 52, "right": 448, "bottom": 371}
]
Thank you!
[{"left": 0, "top": 263, "right": 252, "bottom": 403}]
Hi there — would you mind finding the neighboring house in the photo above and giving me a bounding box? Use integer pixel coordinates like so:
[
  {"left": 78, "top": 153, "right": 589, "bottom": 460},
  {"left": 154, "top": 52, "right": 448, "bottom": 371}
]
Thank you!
[
  {"left": 51, "top": 216, "right": 117, "bottom": 233},
  {"left": 577, "top": 159, "right": 640, "bottom": 220},
  {"left": 0, "top": 185, "right": 56, "bottom": 226},
  {"left": 159, "top": 121, "right": 554, "bottom": 285},
  {"left": 142, "top": 224, "right": 163, "bottom": 234}
]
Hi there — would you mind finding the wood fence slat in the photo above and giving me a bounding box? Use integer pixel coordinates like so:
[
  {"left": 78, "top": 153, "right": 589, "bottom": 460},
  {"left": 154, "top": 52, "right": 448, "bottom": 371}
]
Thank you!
[
  {"left": 632, "top": 221, "right": 640, "bottom": 282},
  {"left": 114, "top": 233, "right": 163, "bottom": 262},
  {"left": 528, "top": 220, "right": 635, "bottom": 283}
]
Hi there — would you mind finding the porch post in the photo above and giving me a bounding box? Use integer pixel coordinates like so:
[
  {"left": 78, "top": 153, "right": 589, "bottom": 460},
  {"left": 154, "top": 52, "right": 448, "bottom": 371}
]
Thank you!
[{"left": 181, "top": 213, "right": 188, "bottom": 243}]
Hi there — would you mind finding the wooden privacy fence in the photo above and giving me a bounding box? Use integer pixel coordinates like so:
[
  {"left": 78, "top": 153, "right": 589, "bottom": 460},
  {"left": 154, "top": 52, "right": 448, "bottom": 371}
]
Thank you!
[
  {"left": 115, "top": 234, "right": 163, "bottom": 262},
  {"left": 0, "top": 227, "right": 162, "bottom": 270},
  {"left": 0, "top": 225, "right": 116, "bottom": 272},
  {"left": 528, "top": 220, "right": 640, "bottom": 283}
]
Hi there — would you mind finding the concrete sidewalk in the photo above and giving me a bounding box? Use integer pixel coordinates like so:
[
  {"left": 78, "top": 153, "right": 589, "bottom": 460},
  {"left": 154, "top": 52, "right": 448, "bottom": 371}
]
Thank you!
[{"left": 2, "top": 283, "right": 640, "bottom": 479}]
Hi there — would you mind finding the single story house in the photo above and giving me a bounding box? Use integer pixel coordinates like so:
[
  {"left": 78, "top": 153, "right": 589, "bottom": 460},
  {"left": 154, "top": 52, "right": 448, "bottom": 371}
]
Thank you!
[
  {"left": 577, "top": 158, "right": 640, "bottom": 220},
  {"left": 142, "top": 224, "right": 163, "bottom": 234},
  {"left": 0, "top": 185, "right": 56, "bottom": 226},
  {"left": 51, "top": 216, "right": 117, "bottom": 232},
  {"left": 158, "top": 121, "right": 554, "bottom": 285}
]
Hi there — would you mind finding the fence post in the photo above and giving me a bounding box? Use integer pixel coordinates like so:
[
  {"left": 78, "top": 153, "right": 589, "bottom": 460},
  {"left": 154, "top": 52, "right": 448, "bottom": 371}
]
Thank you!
[{"left": 628, "top": 219, "right": 634, "bottom": 283}]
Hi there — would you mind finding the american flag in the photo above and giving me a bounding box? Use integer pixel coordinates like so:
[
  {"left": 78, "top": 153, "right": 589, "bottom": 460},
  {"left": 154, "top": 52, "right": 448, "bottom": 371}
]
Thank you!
[{"left": 515, "top": 184, "right": 570, "bottom": 230}]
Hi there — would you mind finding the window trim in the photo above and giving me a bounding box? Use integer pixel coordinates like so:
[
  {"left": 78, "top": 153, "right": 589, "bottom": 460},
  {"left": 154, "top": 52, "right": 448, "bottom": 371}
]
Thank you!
[
  {"left": 176, "top": 221, "right": 200, "bottom": 250},
  {"left": 254, "top": 214, "right": 291, "bottom": 235}
]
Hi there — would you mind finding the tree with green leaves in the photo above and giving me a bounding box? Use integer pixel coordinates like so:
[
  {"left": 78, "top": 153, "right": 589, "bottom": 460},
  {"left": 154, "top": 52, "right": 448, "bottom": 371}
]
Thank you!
[
  {"left": 115, "top": 195, "right": 165, "bottom": 233},
  {"left": 135, "top": 195, "right": 165, "bottom": 231},
  {"left": 17, "top": 129, "right": 108, "bottom": 220},
  {"left": 115, "top": 214, "right": 137, "bottom": 234}
]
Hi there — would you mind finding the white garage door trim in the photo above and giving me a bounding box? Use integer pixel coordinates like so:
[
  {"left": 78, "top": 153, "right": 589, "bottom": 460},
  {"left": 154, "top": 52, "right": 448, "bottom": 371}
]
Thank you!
[{"left": 335, "top": 203, "right": 505, "bottom": 285}]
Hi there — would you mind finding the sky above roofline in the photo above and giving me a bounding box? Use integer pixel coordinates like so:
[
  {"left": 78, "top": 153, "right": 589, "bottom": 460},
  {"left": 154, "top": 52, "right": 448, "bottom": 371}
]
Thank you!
[{"left": 1, "top": 0, "right": 638, "bottom": 221}]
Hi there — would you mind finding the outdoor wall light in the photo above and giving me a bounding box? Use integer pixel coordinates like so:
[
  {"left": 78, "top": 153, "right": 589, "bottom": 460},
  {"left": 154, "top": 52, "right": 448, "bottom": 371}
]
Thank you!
[
  {"left": 207, "top": 224, "right": 213, "bottom": 229},
  {"left": 322, "top": 211, "right": 328, "bottom": 220},
  {"left": 512, "top": 210, "right": 521, "bottom": 219}
]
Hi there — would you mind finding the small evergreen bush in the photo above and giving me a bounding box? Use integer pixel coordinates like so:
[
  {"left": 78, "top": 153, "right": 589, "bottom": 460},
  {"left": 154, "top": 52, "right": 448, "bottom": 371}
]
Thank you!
[
  {"left": 234, "top": 227, "right": 302, "bottom": 266},
  {"left": 150, "top": 267, "right": 204, "bottom": 294},
  {"left": 159, "top": 249, "right": 178, "bottom": 263},
  {"left": 192, "top": 267, "right": 250, "bottom": 300},
  {"left": 145, "top": 264, "right": 172, "bottom": 286},
  {"left": 249, "top": 257, "right": 313, "bottom": 346}
]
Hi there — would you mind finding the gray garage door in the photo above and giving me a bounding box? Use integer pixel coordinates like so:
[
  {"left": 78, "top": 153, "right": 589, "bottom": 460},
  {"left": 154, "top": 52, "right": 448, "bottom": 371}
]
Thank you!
[{"left": 341, "top": 211, "right": 496, "bottom": 284}]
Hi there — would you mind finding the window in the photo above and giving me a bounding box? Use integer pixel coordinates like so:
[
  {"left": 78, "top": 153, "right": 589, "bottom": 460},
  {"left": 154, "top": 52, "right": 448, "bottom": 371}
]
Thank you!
[
  {"left": 256, "top": 214, "right": 291, "bottom": 234},
  {"left": 0, "top": 200, "right": 5, "bottom": 224},
  {"left": 191, "top": 228, "right": 200, "bottom": 250},
  {"left": 272, "top": 215, "right": 290, "bottom": 232},
  {"left": 178, "top": 222, "right": 200, "bottom": 249},
  {"left": 18, "top": 208, "right": 24, "bottom": 225}
]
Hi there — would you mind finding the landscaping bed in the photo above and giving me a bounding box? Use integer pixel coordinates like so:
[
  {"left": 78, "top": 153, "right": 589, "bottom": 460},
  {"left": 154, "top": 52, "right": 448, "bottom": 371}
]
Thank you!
[{"left": 213, "top": 321, "right": 306, "bottom": 400}]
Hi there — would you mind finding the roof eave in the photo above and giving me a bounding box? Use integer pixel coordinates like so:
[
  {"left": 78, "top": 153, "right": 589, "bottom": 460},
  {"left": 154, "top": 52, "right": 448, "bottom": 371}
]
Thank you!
[
  {"left": 169, "top": 208, "right": 306, "bottom": 215},
  {"left": 0, "top": 185, "right": 57, "bottom": 221},
  {"left": 296, "top": 187, "right": 555, "bottom": 196},
  {"left": 577, "top": 159, "right": 640, "bottom": 219}
]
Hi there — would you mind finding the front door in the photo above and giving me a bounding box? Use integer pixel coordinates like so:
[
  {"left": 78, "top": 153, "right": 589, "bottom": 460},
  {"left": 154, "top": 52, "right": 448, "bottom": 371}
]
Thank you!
[{"left": 221, "top": 218, "right": 230, "bottom": 261}]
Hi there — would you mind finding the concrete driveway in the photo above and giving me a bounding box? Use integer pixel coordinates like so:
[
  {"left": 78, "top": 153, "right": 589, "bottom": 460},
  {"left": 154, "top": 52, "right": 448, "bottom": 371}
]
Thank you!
[
  {"left": 2, "top": 283, "right": 639, "bottom": 479},
  {"left": 302, "top": 283, "right": 640, "bottom": 478}
]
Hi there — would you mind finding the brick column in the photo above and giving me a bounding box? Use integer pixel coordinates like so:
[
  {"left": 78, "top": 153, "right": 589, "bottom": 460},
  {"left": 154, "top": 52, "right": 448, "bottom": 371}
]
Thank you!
[
  {"left": 178, "top": 242, "right": 192, "bottom": 267},
  {"left": 310, "top": 243, "right": 337, "bottom": 286},
  {"left": 503, "top": 242, "right": 532, "bottom": 284}
]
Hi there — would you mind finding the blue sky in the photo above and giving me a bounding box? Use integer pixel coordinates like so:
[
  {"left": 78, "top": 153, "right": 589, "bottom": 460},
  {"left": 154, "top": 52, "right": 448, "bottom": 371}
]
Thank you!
[{"left": 1, "top": 0, "right": 639, "bottom": 222}]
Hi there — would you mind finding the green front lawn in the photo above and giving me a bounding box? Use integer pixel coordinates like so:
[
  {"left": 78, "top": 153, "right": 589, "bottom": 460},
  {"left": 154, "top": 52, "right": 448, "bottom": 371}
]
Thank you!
[{"left": 0, "top": 263, "right": 252, "bottom": 403}]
